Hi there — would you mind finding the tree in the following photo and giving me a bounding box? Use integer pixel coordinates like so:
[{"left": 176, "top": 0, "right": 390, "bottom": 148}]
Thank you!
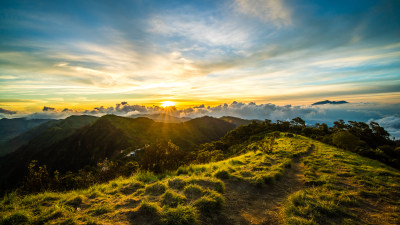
[
  {"left": 24, "top": 160, "right": 50, "bottom": 193},
  {"left": 332, "top": 131, "right": 365, "bottom": 151},
  {"left": 140, "top": 140, "right": 185, "bottom": 173},
  {"left": 291, "top": 117, "right": 305, "bottom": 127}
]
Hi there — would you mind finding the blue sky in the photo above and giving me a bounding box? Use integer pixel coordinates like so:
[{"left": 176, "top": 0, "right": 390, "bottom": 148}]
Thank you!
[{"left": 0, "top": 0, "right": 399, "bottom": 136}]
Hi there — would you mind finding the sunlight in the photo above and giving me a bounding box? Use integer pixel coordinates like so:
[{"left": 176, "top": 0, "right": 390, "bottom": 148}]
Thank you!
[{"left": 161, "top": 101, "right": 176, "bottom": 107}]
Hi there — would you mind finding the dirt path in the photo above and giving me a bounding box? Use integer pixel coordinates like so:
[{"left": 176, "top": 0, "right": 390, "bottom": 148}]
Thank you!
[{"left": 216, "top": 147, "right": 314, "bottom": 225}]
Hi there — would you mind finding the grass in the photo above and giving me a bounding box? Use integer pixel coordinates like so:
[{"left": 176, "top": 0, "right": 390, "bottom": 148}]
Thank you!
[
  {"left": 1, "top": 134, "right": 399, "bottom": 224},
  {"left": 282, "top": 137, "right": 400, "bottom": 225}
]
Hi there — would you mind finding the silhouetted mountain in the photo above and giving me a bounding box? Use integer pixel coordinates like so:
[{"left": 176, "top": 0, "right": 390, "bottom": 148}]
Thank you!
[
  {"left": 130, "top": 113, "right": 191, "bottom": 123},
  {"left": 219, "top": 116, "right": 259, "bottom": 127},
  {"left": 0, "top": 115, "right": 235, "bottom": 189},
  {"left": 312, "top": 100, "right": 349, "bottom": 105},
  {"left": 0, "top": 118, "right": 53, "bottom": 156},
  {"left": 0, "top": 118, "right": 51, "bottom": 142},
  {"left": 0, "top": 115, "right": 97, "bottom": 156}
]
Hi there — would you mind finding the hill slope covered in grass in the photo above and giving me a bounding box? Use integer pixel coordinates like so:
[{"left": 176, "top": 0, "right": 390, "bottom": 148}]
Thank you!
[
  {"left": 1, "top": 134, "right": 399, "bottom": 225},
  {"left": 0, "top": 115, "right": 235, "bottom": 191}
]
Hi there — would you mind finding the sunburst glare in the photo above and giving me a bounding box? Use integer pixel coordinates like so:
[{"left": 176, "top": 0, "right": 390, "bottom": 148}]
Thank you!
[{"left": 161, "top": 101, "right": 176, "bottom": 107}]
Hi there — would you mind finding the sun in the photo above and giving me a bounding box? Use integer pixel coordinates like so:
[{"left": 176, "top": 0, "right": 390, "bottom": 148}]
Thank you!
[{"left": 161, "top": 101, "right": 176, "bottom": 107}]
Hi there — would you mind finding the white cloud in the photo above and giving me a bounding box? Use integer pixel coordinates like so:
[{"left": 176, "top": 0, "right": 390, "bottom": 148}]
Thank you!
[
  {"left": 234, "top": 0, "right": 292, "bottom": 27},
  {"left": 371, "top": 116, "right": 400, "bottom": 139},
  {"left": 149, "top": 15, "right": 251, "bottom": 47}
]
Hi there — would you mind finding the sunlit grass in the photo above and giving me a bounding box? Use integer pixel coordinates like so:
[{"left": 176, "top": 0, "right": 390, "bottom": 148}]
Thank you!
[{"left": 1, "top": 134, "right": 399, "bottom": 224}]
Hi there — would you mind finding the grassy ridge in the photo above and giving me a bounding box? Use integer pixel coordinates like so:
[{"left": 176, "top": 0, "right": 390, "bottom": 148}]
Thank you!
[
  {"left": 283, "top": 138, "right": 400, "bottom": 225},
  {"left": 1, "top": 134, "right": 399, "bottom": 224}
]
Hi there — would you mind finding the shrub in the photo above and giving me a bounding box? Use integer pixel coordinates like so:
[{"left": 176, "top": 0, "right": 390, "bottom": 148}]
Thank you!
[
  {"left": 161, "top": 190, "right": 186, "bottom": 207},
  {"left": 145, "top": 182, "right": 167, "bottom": 196},
  {"left": 161, "top": 205, "right": 199, "bottom": 225}
]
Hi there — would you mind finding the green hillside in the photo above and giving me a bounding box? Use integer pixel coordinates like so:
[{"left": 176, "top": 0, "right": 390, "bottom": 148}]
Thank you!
[
  {"left": 0, "top": 118, "right": 52, "bottom": 156},
  {"left": 219, "top": 116, "right": 256, "bottom": 127},
  {"left": 1, "top": 134, "right": 398, "bottom": 225},
  {"left": 0, "top": 115, "right": 235, "bottom": 191},
  {"left": 0, "top": 115, "right": 98, "bottom": 157}
]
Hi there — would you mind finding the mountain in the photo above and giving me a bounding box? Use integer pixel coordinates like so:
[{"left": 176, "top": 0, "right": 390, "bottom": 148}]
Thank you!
[
  {"left": 130, "top": 113, "right": 191, "bottom": 123},
  {"left": 219, "top": 116, "right": 258, "bottom": 126},
  {"left": 0, "top": 118, "right": 51, "bottom": 143},
  {"left": 1, "top": 134, "right": 399, "bottom": 224},
  {"left": 0, "top": 115, "right": 97, "bottom": 156},
  {"left": 0, "top": 115, "right": 235, "bottom": 189},
  {"left": 312, "top": 100, "right": 349, "bottom": 105}
]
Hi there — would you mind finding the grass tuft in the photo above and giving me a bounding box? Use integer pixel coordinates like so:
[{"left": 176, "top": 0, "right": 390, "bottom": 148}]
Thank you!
[
  {"left": 145, "top": 182, "right": 167, "bottom": 196},
  {"left": 183, "top": 184, "right": 204, "bottom": 200},
  {"left": 161, "top": 205, "right": 199, "bottom": 225},
  {"left": 161, "top": 190, "right": 186, "bottom": 208},
  {"left": 167, "top": 178, "right": 187, "bottom": 190}
]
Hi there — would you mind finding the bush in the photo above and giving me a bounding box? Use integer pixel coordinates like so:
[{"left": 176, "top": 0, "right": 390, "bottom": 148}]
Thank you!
[{"left": 332, "top": 131, "right": 365, "bottom": 151}]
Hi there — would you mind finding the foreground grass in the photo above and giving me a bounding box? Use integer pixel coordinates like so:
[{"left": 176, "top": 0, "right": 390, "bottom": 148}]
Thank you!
[
  {"left": 282, "top": 137, "right": 400, "bottom": 225},
  {"left": 1, "top": 134, "right": 399, "bottom": 224}
]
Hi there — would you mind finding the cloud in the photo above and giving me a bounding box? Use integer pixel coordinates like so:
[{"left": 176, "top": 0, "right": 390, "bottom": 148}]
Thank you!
[
  {"left": 234, "top": 0, "right": 292, "bottom": 27},
  {"left": 1, "top": 100, "right": 399, "bottom": 138},
  {"left": 149, "top": 14, "right": 251, "bottom": 47},
  {"left": 0, "top": 108, "right": 17, "bottom": 115},
  {"left": 370, "top": 116, "right": 400, "bottom": 139}
]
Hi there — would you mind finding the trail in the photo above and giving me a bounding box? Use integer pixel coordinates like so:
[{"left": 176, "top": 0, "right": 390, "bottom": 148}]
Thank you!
[{"left": 216, "top": 146, "right": 314, "bottom": 225}]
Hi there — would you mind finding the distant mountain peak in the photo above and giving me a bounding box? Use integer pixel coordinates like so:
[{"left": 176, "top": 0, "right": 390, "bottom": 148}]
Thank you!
[{"left": 312, "top": 100, "right": 349, "bottom": 106}]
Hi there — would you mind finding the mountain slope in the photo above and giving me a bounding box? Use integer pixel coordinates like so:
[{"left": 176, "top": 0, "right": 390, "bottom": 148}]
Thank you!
[
  {"left": 130, "top": 113, "right": 191, "bottom": 123},
  {"left": 0, "top": 115, "right": 98, "bottom": 188},
  {"left": 219, "top": 116, "right": 256, "bottom": 127},
  {"left": 0, "top": 115, "right": 235, "bottom": 189},
  {"left": 0, "top": 115, "right": 98, "bottom": 156},
  {"left": 1, "top": 134, "right": 398, "bottom": 224},
  {"left": 0, "top": 118, "right": 52, "bottom": 155},
  {"left": 0, "top": 118, "right": 51, "bottom": 142}
]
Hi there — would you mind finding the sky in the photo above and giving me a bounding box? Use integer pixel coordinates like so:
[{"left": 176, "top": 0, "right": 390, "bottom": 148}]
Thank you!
[{"left": 0, "top": 0, "right": 399, "bottom": 136}]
